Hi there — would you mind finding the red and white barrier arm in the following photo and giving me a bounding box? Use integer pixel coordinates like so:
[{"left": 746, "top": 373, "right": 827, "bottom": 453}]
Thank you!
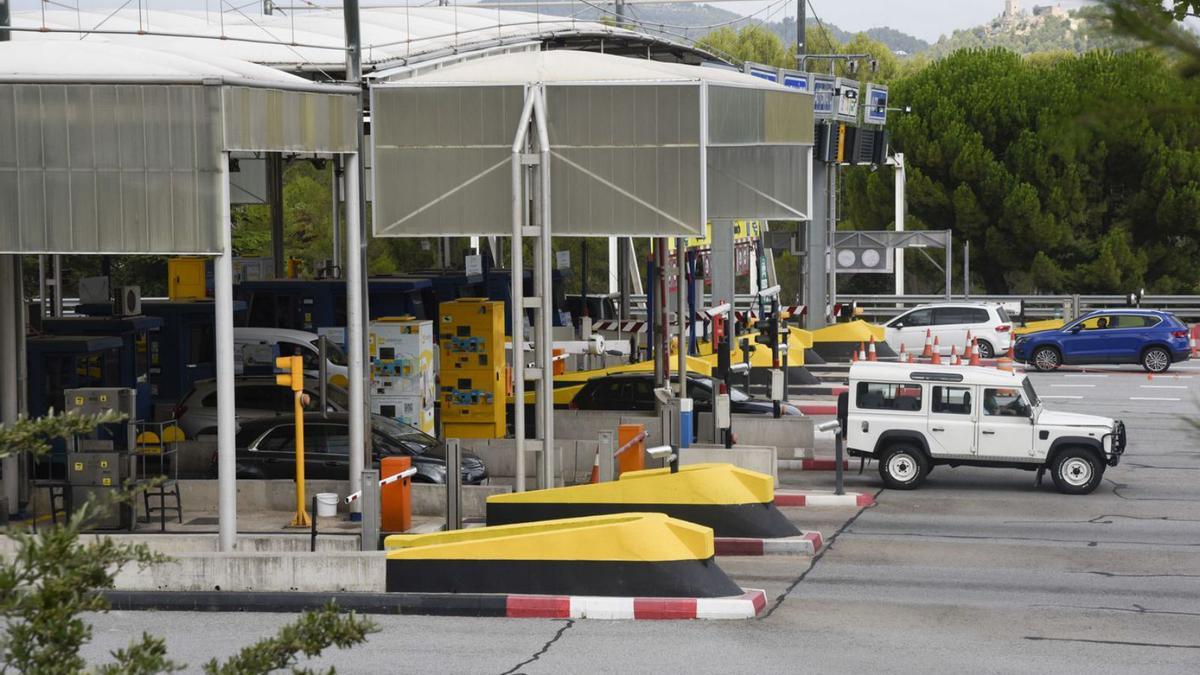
[
  {"left": 612, "top": 431, "right": 648, "bottom": 458},
  {"left": 344, "top": 467, "right": 417, "bottom": 504}
]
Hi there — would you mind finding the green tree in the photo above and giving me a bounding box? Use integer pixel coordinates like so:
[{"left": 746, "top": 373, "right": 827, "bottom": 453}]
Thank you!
[{"left": 0, "top": 410, "right": 377, "bottom": 673}]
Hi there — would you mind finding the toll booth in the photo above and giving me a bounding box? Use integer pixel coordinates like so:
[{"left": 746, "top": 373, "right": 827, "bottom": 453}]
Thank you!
[
  {"left": 410, "top": 271, "right": 486, "bottom": 314},
  {"left": 26, "top": 335, "right": 124, "bottom": 419},
  {"left": 236, "top": 278, "right": 433, "bottom": 332},
  {"left": 74, "top": 300, "right": 243, "bottom": 411},
  {"left": 485, "top": 268, "right": 570, "bottom": 334},
  {"left": 41, "top": 316, "right": 163, "bottom": 421}
]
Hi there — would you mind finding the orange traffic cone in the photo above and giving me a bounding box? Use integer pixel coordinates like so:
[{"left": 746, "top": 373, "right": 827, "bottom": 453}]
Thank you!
[
  {"left": 589, "top": 448, "right": 601, "bottom": 484},
  {"left": 931, "top": 337, "right": 942, "bottom": 365},
  {"left": 867, "top": 337, "right": 878, "bottom": 362},
  {"left": 899, "top": 343, "right": 907, "bottom": 362},
  {"left": 969, "top": 339, "right": 981, "bottom": 367},
  {"left": 850, "top": 347, "right": 858, "bottom": 363},
  {"left": 921, "top": 329, "right": 933, "bottom": 357},
  {"left": 950, "top": 345, "right": 960, "bottom": 366}
]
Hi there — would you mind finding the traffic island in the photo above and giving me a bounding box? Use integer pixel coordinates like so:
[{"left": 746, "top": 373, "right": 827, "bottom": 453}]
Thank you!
[
  {"left": 385, "top": 512, "right": 743, "bottom": 598},
  {"left": 714, "top": 532, "right": 823, "bottom": 557},
  {"left": 486, "top": 463, "right": 801, "bottom": 538},
  {"left": 810, "top": 320, "right": 896, "bottom": 362}
]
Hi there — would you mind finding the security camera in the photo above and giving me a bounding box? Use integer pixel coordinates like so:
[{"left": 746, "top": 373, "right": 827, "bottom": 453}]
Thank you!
[
  {"left": 757, "top": 285, "right": 781, "bottom": 299},
  {"left": 729, "top": 363, "right": 751, "bottom": 375},
  {"left": 704, "top": 302, "right": 732, "bottom": 319}
]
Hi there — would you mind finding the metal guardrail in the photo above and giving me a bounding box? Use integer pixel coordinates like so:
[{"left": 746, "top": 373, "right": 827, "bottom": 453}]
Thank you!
[{"left": 834, "top": 295, "right": 1200, "bottom": 323}]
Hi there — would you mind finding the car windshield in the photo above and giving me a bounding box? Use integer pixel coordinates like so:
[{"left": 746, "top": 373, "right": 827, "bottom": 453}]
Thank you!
[
  {"left": 1021, "top": 377, "right": 1041, "bottom": 408},
  {"left": 312, "top": 338, "right": 348, "bottom": 366},
  {"left": 371, "top": 415, "right": 437, "bottom": 454}
]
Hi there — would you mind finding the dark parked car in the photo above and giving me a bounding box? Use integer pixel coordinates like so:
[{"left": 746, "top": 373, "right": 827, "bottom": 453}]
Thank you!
[
  {"left": 215, "top": 413, "right": 488, "bottom": 484},
  {"left": 1014, "top": 309, "right": 1191, "bottom": 373},
  {"left": 569, "top": 372, "right": 802, "bottom": 416}
]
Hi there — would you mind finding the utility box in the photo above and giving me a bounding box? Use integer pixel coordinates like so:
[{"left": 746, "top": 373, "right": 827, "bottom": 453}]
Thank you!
[
  {"left": 67, "top": 441, "right": 133, "bottom": 530},
  {"left": 167, "top": 257, "right": 210, "bottom": 300},
  {"left": 370, "top": 317, "right": 435, "bottom": 434},
  {"left": 438, "top": 298, "right": 505, "bottom": 438}
]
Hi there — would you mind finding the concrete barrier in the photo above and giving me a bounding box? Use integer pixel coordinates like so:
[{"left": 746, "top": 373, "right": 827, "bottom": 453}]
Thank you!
[
  {"left": 0, "top": 532, "right": 357, "bottom": 555},
  {"left": 679, "top": 445, "right": 778, "bottom": 486},
  {"left": 112, "top": 551, "right": 385, "bottom": 592},
  {"left": 694, "top": 413, "right": 813, "bottom": 459},
  {"left": 175, "top": 480, "right": 508, "bottom": 519}
]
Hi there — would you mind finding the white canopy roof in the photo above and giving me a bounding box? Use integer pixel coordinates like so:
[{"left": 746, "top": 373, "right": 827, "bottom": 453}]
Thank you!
[
  {"left": 10, "top": 7, "right": 715, "bottom": 75},
  {"left": 0, "top": 41, "right": 318, "bottom": 88},
  {"left": 398, "top": 49, "right": 784, "bottom": 87}
]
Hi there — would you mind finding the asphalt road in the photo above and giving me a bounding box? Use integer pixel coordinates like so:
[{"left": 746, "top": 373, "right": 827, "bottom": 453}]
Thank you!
[{"left": 81, "top": 365, "right": 1200, "bottom": 673}]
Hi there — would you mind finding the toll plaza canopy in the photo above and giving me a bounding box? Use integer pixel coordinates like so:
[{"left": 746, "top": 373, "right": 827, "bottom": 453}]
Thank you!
[
  {"left": 0, "top": 41, "right": 358, "bottom": 255},
  {"left": 370, "top": 50, "right": 814, "bottom": 239}
]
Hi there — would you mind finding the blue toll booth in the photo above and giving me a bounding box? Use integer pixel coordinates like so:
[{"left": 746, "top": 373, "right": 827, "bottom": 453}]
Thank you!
[
  {"left": 485, "top": 268, "right": 570, "bottom": 334},
  {"left": 26, "top": 335, "right": 124, "bottom": 419},
  {"left": 41, "top": 316, "right": 163, "bottom": 421},
  {"left": 236, "top": 278, "right": 434, "bottom": 331},
  {"left": 78, "top": 300, "right": 246, "bottom": 409}
]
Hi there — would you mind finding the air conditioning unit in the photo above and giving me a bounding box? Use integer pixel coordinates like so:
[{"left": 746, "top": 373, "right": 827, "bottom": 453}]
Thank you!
[{"left": 115, "top": 286, "right": 141, "bottom": 316}]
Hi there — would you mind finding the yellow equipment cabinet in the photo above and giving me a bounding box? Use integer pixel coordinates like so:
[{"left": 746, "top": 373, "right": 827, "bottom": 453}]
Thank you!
[
  {"left": 167, "top": 257, "right": 209, "bottom": 300},
  {"left": 439, "top": 298, "right": 506, "bottom": 438}
]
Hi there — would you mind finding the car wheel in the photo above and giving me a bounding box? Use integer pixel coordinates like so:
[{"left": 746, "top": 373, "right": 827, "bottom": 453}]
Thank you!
[
  {"left": 878, "top": 443, "right": 929, "bottom": 490},
  {"left": 1141, "top": 346, "right": 1171, "bottom": 373},
  {"left": 1050, "top": 447, "right": 1104, "bottom": 495},
  {"left": 1032, "top": 346, "right": 1061, "bottom": 372},
  {"left": 976, "top": 340, "right": 994, "bottom": 359}
]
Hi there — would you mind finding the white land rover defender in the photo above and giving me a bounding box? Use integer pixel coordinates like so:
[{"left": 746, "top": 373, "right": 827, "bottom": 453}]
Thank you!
[{"left": 842, "top": 362, "right": 1126, "bottom": 494}]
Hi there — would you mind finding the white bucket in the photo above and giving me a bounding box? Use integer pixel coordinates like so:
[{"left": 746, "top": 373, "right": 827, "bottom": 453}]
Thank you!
[{"left": 315, "top": 493, "right": 339, "bottom": 518}]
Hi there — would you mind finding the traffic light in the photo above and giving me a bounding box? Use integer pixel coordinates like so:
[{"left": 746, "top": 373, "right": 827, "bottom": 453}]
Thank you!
[{"left": 275, "top": 355, "right": 304, "bottom": 391}]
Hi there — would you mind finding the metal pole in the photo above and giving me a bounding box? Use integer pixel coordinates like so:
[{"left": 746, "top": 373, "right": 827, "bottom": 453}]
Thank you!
[
  {"left": 533, "top": 88, "right": 555, "bottom": 489},
  {"left": 37, "top": 256, "right": 46, "bottom": 317},
  {"left": 945, "top": 239, "right": 953, "bottom": 301},
  {"left": 676, "top": 237, "right": 686, "bottom": 464},
  {"left": 331, "top": 156, "right": 342, "bottom": 278},
  {"left": 581, "top": 238, "right": 589, "bottom": 318},
  {"left": 268, "top": 152, "right": 285, "bottom": 278},
  {"left": 796, "top": 0, "right": 805, "bottom": 68},
  {"left": 345, "top": 152, "right": 365, "bottom": 516},
  {"left": 446, "top": 439, "right": 462, "bottom": 530},
  {"left": 827, "top": 165, "right": 837, "bottom": 320},
  {"left": 834, "top": 428, "right": 845, "bottom": 496},
  {"left": 0, "top": 0, "right": 9, "bottom": 42},
  {"left": 964, "top": 240, "right": 970, "bottom": 297},
  {"left": 510, "top": 89, "right": 536, "bottom": 493},
  {"left": 318, "top": 335, "right": 328, "bottom": 417},
  {"left": 216, "top": 153, "right": 238, "bottom": 551},
  {"left": 893, "top": 153, "right": 905, "bottom": 296},
  {"left": 51, "top": 255, "right": 62, "bottom": 317},
  {"left": 1, "top": 256, "right": 19, "bottom": 516}
]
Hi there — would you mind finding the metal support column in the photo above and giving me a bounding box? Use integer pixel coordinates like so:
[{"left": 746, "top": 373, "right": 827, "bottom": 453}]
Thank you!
[
  {"left": 0, "top": 256, "right": 20, "bottom": 516},
  {"left": 710, "top": 220, "right": 734, "bottom": 444},
  {"left": 827, "top": 165, "right": 838, "bottom": 320},
  {"left": 216, "top": 153, "right": 238, "bottom": 551},
  {"left": 893, "top": 152, "right": 905, "bottom": 296},
  {"left": 805, "top": 162, "right": 831, "bottom": 329},
  {"left": 533, "top": 90, "right": 555, "bottom": 488},
  {"left": 331, "top": 156, "right": 343, "bottom": 278},
  {"left": 51, "top": 255, "right": 62, "bottom": 317},
  {"left": 345, "top": 152, "right": 365, "bottom": 515},
  {"left": 511, "top": 89, "right": 538, "bottom": 493},
  {"left": 268, "top": 152, "right": 285, "bottom": 278}
]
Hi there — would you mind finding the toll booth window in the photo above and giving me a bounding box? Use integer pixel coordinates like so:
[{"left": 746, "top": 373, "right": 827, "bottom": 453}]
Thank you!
[
  {"left": 932, "top": 386, "right": 972, "bottom": 415},
  {"left": 983, "top": 388, "right": 1030, "bottom": 417},
  {"left": 188, "top": 324, "right": 215, "bottom": 366},
  {"left": 855, "top": 382, "right": 923, "bottom": 411}
]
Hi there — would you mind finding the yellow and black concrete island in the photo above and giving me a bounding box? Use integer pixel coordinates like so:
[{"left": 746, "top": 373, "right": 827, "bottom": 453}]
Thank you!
[
  {"left": 810, "top": 320, "right": 897, "bottom": 361},
  {"left": 486, "top": 463, "right": 801, "bottom": 538},
  {"left": 384, "top": 512, "right": 743, "bottom": 597}
]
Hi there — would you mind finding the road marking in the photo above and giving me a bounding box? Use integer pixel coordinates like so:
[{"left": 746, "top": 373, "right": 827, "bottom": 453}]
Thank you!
[
  {"left": 1140, "top": 385, "right": 1188, "bottom": 389},
  {"left": 1040, "top": 395, "right": 1084, "bottom": 399},
  {"left": 1050, "top": 384, "right": 1095, "bottom": 388},
  {"left": 1129, "top": 396, "right": 1182, "bottom": 401}
]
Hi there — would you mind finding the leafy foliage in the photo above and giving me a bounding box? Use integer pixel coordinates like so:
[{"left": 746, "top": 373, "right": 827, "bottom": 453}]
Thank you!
[
  {"left": 0, "top": 411, "right": 377, "bottom": 673},
  {"left": 841, "top": 47, "right": 1200, "bottom": 294}
]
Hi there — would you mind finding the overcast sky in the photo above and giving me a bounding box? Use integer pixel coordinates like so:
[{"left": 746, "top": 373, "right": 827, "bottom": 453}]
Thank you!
[{"left": 4, "top": 0, "right": 1100, "bottom": 44}]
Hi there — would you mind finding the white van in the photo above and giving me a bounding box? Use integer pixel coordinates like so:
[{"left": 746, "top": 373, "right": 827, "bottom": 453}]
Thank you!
[
  {"left": 844, "top": 362, "right": 1125, "bottom": 494},
  {"left": 234, "top": 327, "right": 349, "bottom": 387}
]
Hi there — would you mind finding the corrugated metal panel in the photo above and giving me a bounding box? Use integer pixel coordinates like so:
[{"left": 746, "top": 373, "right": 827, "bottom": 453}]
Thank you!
[
  {"left": 371, "top": 85, "right": 525, "bottom": 237},
  {"left": 547, "top": 84, "right": 702, "bottom": 236},
  {"left": 0, "top": 83, "right": 223, "bottom": 254},
  {"left": 222, "top": 86, "right": 357, "bottom": 153}
]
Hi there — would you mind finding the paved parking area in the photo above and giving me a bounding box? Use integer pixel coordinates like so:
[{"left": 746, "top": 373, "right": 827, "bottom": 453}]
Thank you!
[{"left": 82, "top": 365, "right": 1200, "bottom": 673}]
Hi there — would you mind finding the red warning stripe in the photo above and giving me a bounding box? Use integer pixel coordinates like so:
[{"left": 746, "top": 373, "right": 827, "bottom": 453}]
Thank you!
[
  {"left": 507, "top": 595, "right": 570, "bottom": 619},
  {"left": 633, "top": 597, "right": 698, "bottom": 620}
]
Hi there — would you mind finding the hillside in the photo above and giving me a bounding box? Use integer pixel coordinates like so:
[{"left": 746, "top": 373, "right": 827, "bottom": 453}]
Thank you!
[{"left": 927, "top": 5, "right": 1143, "bottom": 58}]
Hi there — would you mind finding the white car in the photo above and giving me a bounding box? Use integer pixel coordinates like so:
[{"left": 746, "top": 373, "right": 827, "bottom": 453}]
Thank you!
[
  {"left": 234, "top": 327, "right": 350, "bottom": 387},
  {"left": 883, "top": 302, "right": 1013, "bottom": 358},
  {"left": 843, "top": 362, "right": 1125, "bottom": 494},
  {"left": 174, "top": 376, "right": 348, "bottom": 439}
]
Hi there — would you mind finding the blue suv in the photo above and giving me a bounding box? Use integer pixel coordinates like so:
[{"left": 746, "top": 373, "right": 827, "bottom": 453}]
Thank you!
[{"left": 1014, "top": 309, "right": 1191, "bottom": 373}]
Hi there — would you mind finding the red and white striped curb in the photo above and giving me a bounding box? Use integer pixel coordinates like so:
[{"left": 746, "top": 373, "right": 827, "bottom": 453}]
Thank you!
[
  {"left": 778, "top": 458, "right": 850, "bottom": 471},
  {"left": 775, "top": 491, "right": 875, "bottom": 508},
  {"left": 506, "top": 588, "right": 767, "bottom": 620},
  {"left": 714, "top": 532, "right": 823, "bottom": 556}
]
